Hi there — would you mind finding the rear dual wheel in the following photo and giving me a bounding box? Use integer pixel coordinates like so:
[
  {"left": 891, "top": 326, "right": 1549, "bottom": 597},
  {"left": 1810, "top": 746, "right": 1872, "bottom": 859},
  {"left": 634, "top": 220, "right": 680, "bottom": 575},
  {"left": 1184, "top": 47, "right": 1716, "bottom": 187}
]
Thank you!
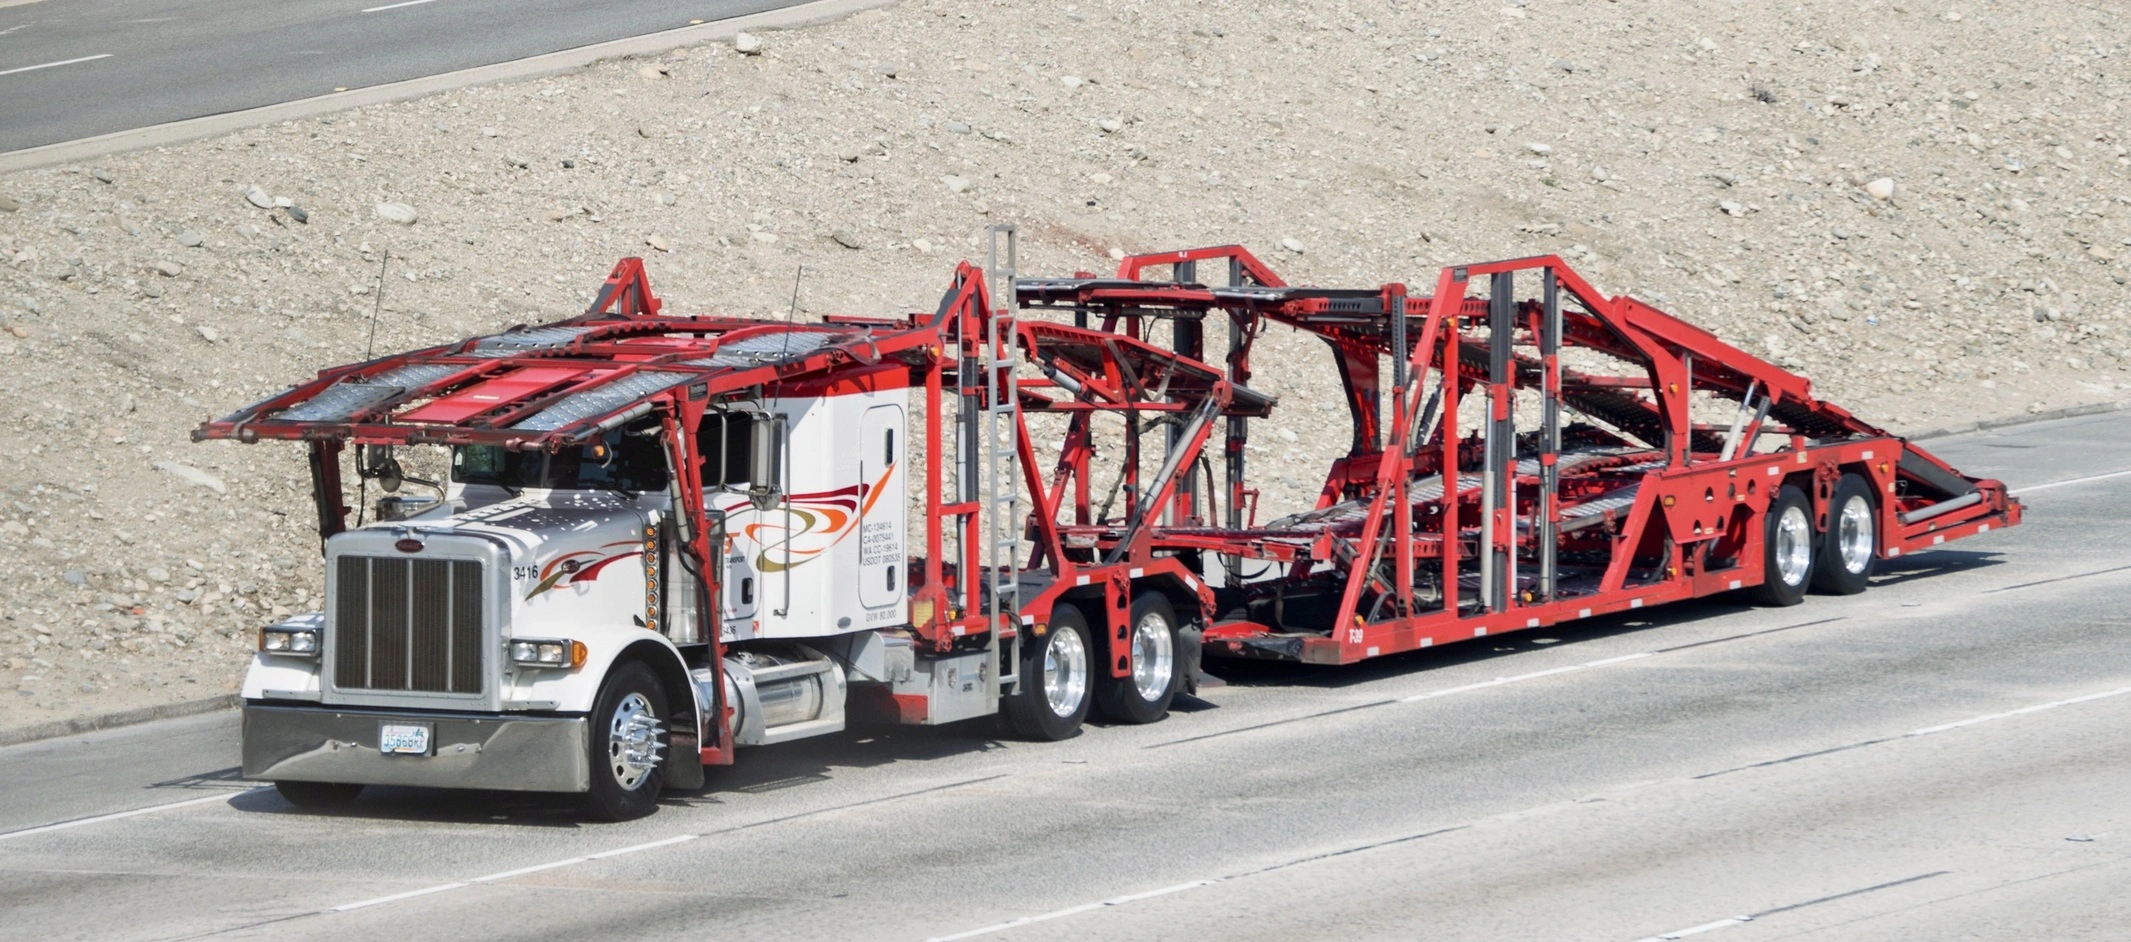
[
  {"left": 1812, "top": 474, "right": 1877, "bottom": 595},
  {"left": 1094, "top": 593, "right": 1181, "bottom": 725},
  {"left": 1750, "top": 485, "right": 1815, "bottom": 607},
  {"left": 1750, "top": 475, "right": 1877, "bottom": 607},
  {"left": 1003, "top": 603, "right": 1094, "bottom": 741}
]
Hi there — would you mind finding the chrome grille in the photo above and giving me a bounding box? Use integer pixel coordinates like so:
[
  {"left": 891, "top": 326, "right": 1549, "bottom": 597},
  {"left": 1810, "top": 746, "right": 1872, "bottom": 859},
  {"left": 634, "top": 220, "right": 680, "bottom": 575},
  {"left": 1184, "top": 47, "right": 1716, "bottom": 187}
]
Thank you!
[{"left": 332, "top": 555, "right": 486, "bottom": 694}]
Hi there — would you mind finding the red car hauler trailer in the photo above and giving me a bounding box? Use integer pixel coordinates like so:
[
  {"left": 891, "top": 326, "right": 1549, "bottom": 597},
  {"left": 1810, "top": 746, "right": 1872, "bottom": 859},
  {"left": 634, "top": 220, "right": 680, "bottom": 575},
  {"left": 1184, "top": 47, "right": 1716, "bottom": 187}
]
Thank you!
[{"left": 196, "top": 230, "right": 2018, "bottom": 819}]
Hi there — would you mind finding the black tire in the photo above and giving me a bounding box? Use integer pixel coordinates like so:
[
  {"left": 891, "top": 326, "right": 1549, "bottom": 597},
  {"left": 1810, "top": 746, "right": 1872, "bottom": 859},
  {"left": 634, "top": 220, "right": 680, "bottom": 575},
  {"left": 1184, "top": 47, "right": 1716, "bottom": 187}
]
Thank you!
[
  {"left": 1813, "top": 474, "right": 1877, "bottom": 595},
  {"left": 1002, "top": 603, "right": 1094, "bottom": 741},
  {"left": 274, "top": 780, "right": 363, "bottom": 808},
  {"left": 579, "top": 660, "right": 668, "bottom": 822},
  {"left": 1094, "top": 592, "right": 1181, "bottom": 725},
  {"left": 1749, "top": 485, "right": 1814, "bottom": 607}
]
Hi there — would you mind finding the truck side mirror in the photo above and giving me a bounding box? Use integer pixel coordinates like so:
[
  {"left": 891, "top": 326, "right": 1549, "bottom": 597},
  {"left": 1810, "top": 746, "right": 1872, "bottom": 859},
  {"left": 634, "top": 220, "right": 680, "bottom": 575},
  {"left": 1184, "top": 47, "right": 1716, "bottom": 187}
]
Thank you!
[
  {"left": 362, "top": 444, "right": 405, "bottom": 493},
  {"left": 746, "top": 413, "right": 784, "bottom": 510}
]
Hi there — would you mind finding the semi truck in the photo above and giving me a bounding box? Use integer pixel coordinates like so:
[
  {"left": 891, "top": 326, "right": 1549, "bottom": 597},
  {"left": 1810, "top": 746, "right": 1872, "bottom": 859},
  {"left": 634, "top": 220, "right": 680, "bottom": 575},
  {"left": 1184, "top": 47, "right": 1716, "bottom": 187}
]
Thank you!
[{"left": 196, "top": 230, "right": 2019, "bottom": 819}]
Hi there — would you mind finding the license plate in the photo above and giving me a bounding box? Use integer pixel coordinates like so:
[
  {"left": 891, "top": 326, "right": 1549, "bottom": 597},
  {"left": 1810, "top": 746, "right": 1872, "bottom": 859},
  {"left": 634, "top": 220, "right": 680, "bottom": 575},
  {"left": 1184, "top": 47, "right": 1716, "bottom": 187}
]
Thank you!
[{"left": 379, "top": 723, "right": 432, "bottom": 756}]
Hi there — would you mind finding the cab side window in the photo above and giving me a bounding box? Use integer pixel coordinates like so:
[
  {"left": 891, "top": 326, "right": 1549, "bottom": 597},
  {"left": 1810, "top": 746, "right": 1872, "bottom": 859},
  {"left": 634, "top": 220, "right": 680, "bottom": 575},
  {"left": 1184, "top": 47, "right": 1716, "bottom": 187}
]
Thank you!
[{"left": 696, "top": 414, "right": 754, "bottom": 488}]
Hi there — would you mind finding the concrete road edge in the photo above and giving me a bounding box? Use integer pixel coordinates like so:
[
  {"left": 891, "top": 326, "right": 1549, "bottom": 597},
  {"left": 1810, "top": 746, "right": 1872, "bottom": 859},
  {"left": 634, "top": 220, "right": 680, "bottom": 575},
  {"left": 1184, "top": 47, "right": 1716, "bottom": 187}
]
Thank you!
[
  {"left": 0, "top": 693, "right": 238, "bottom": 747},
  {"left": 0, "top": 0, "right": 894, "bottom": 174}
]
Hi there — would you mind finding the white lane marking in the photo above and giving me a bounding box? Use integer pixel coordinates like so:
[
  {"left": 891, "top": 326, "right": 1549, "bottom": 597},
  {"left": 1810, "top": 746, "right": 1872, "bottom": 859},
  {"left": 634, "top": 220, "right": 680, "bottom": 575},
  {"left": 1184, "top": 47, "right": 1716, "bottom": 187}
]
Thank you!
[
  {"left": 360, "top": 0, "right": 442, "bottom": 11},
  {"left": 330, "top": 882, "right": 466, "bottom": 912},
  {"left": 932, "top": 681, "right": 2119, "bottom": 941},
  {"left": 0, "top": 53, "right": 112, "bottom": 78},
  {"left": 2019, "top": 468, "right": 2131, "bottom": 493},
  {"left": 329, "top": 832, "right": 702, "bottom": 911},
  {"left": 1397, "top": 652, "right": 1650, "bottom": 703},
  {"left": 1629, "top": 915, "right": 1752, "bottom": 941},
  {"left": 0, "top": 787, "right": 267, "bottom": 842},
  {"left": 1907, "top": 685, "right": 2131, "bottom": 736},
  {"left": 928, "top": 881, "right": 1217, "bottom": 942}
]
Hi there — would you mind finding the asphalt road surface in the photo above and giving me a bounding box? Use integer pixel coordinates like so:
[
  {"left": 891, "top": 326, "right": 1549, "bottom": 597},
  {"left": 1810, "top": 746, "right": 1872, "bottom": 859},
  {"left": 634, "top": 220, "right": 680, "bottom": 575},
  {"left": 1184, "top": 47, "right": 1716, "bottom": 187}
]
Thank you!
[
  {"left": 0, "top": 0, "right": 806, "bottom": 153},
  {"left": 3, "top": 410, "right": 2129, "bottom": 941}
]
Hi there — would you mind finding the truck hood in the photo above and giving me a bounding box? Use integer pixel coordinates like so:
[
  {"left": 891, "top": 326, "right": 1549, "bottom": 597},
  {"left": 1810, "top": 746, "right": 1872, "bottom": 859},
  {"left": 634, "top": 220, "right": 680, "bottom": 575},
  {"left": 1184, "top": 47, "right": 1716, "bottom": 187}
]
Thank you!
[{"left": 357, "top": 491, "right": 654, "bottom": 586}]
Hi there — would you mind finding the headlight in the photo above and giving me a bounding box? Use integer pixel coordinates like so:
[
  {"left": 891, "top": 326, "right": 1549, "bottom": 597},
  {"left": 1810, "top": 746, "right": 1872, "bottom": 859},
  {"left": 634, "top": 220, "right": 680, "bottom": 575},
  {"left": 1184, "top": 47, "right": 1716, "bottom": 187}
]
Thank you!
[
  {"left": 509, "top": 638, "right": 587, "bottom": 670},
  {"left": 259, "top": 624, "right": 320, "bottom": 657}
]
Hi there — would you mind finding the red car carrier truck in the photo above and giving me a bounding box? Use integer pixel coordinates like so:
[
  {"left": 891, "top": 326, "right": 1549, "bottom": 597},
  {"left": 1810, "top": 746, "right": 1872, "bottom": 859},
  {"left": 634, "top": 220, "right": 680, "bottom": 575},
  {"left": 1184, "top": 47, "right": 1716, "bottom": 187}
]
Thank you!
[{"left": 196, "top": 229, "right": 2019, "bottom": 819}]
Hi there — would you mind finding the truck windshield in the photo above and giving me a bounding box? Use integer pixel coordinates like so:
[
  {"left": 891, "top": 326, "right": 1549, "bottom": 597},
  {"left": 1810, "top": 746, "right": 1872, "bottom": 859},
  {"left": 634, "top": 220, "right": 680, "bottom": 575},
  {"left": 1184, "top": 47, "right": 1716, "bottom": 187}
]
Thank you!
[{"left": 452, "top": 428, "right": 669, "bottom": 493}]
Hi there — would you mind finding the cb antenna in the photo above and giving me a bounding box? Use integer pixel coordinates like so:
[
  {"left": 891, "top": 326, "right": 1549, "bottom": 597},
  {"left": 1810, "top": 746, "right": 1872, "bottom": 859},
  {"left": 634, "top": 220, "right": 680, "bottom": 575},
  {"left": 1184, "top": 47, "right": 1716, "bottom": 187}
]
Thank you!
[
  {"left": 778, "top": 264, "right": 803, "bottom": 359},
  {"left": 363, "top": 250, "right": 390, "bottom": 359}
]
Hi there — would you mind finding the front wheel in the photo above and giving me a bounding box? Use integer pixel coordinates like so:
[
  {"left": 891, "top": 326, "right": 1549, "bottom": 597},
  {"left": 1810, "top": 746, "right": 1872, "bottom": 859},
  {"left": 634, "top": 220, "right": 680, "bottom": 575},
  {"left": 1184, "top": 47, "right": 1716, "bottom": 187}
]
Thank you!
[
  {"left": 1812, "top": 473, "right": 1876, "bottom": 595},
  {"left": 579, "top": 660, "right": 668, "bottom": 822},
  {"left": 1094, "top": 592, "right": 1181, "bottom": 724},
  {"left": 1002, "top": 603, "right": 1094, "bottom": 741},
  {"left": 1749, "top": 485, "right": 1814, "bottom": 607}
]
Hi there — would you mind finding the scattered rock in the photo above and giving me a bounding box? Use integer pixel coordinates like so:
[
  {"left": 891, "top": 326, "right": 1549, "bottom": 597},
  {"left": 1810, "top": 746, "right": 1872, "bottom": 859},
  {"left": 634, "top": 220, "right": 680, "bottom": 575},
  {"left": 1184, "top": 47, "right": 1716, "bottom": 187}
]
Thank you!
[
  {"left": 1527, "top": 142, "right": 1552, "bottom": 154},
  {"left": 154, "top": 261, "right": 184, "bottom": 278},
  {"left": 175, "top": 230, "right": 204, "bottom": 248},
  {"left": 1719, "top": 200, "right": 1746, "bottom": 217},
  {"left": 374, "top": 202, "right": 418, "bottom": 225},
  {"left": 0, "top": 195, "right": 18, "bottom": 212},
  {"left": 195, "top": 325, "right": 219, "bottom": 343},
  {"left": 943, "top": 175, "right": 971, "bottom": 193},
  {"left": 644, "top": 234, "right": 670, "bottom": 252},
  {"left": 153, "top": 461, "right": 226, "bottom": 495},
  {"left": 243, "top": 186, "right": 273, "bottom": 209},
  {"left": 944, "top": 121, "right": 972, "bottom": 134},
  {"left": 733, "top": 31, "right": 764, "bottom": 55},
  {"left": 1061, "top": 75, "right": 1085, "bottom": 89},
  {"left": 285, "top": 205, "right": 308, "bottom": 224},
  {"left": 1864, "top": 177, "right": 1897, "bottom": 200},
  {"left": 91, "top": 168, "right": 114, "bottom": 184},
  {"left": 637, "top": 65, "right": 668, "bottom": 80},
  {"left": 831, "top": 230, "right": 864, "bottom": 249},
  {"left": 62, "top": 570, "right": 87, "bottom": 586},
  {"left": 1280, "top": 237, "right": 1305, "bottom": 253},
  {"left": 1098, "top": 117, "right": 1124, "bottom": 134}
]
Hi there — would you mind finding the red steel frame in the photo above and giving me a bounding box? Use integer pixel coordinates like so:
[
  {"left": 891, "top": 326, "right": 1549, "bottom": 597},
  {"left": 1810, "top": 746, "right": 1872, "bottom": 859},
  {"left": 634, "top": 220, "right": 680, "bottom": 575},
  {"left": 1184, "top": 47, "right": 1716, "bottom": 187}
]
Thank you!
[{"left": 1019, "top": 246, "right": 2021, "bottom": 665}]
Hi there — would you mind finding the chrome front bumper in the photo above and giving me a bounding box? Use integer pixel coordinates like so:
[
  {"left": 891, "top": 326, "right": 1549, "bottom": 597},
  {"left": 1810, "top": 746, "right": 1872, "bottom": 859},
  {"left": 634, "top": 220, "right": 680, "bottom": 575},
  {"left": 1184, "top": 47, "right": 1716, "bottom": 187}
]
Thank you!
[{"left": 242, "top": 703, "right": 590, "bottom": 793}]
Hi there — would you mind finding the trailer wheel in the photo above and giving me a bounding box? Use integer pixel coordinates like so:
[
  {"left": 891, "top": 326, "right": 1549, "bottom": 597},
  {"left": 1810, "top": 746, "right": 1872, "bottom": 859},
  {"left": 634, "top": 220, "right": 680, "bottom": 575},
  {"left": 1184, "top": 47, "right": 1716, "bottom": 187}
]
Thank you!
[
  {"left": 1095, "top": 592, "right": 1180, "bottom": 724},
  {"left": 1002, "top": 603, "right": 1093, "bottom": 741},
  {"left": 1812, "top": 474, "right": 1877, "bottom": 595},
  {"left": 1750, "top": 485, "right": 1814, "bottom": 607},
  {"left": 580, "top": 660, "right": 668, "bottom": 822},
  {"left": 274, "top": 780, "right": 363, "bottom": 808}
]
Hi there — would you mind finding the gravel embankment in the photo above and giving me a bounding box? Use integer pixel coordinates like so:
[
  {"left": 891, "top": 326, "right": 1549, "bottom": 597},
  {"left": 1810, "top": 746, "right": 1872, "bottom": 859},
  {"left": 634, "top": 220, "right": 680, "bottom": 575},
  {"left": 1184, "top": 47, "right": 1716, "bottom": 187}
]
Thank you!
[{"left": 1, "top": 0, "right": 2125, "bottom": 738}]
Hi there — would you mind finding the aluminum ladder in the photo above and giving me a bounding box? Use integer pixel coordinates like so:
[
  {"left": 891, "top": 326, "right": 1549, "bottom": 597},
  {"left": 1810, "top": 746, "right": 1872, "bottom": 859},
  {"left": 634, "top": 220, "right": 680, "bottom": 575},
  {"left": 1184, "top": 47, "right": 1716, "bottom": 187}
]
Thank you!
[{"left": 983, "top": 224, "right": 1022, "bottom": 692}]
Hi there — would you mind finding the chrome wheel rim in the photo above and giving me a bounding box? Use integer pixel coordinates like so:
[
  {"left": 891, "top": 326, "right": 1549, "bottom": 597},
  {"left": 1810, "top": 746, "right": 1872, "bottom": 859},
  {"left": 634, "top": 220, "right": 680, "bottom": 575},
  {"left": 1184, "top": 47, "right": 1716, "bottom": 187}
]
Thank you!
[
  {"left": 1838, "top": 496, "right": 1874, "bottom": 574},
  {"left": 607, "top": 692, "right": 664, "bottom": 791},
  {"left": 1043, "top": 629, "right": 1089, "bottom": 719},
  {"left": 1130, "top": 610, "right": 1176, "bottom": 702},
  {"left": 1775, "top": 505, "right": 1813, "bottom": 586}
]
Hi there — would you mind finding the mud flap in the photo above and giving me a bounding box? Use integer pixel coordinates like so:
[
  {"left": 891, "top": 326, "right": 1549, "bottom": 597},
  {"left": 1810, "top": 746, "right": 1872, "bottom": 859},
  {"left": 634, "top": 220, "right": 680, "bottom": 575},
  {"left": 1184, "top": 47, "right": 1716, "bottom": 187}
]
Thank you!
[
  {"left": 1179, "top": 623, "right": 1212, "bottom": 695},
  {"left": 665, "top": 717, "right": 705, "bottom": 790}
]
